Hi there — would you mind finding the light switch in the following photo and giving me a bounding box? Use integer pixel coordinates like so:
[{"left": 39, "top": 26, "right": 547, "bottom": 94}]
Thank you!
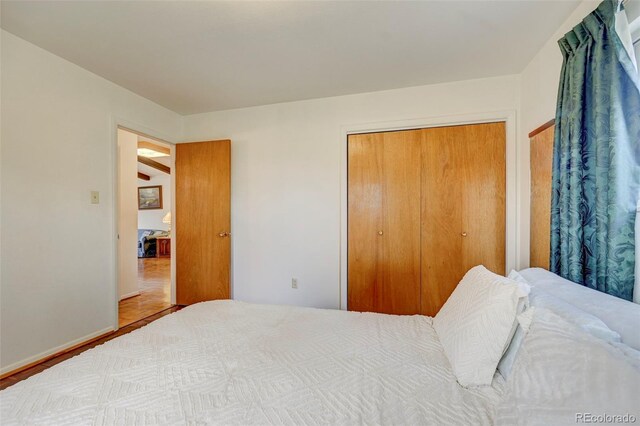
[{"left": 91, "top": 191, "right": 100, "bottom": 204}]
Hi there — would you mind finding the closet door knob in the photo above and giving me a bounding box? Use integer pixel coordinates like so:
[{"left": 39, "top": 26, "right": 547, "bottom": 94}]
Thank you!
[
  {"left": 461, "top": 232, "right": 467, "bottom": 237},
  {"left": 219, "top": 232, "right": 230, "bottom": 237},
  {"left": 378, "top": 230, "right": 384, "bottom": 236}
]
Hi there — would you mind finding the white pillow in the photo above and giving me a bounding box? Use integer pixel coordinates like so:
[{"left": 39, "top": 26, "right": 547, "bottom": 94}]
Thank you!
[
  {"left": 433, "top": 265, "right": 528, "bottom": 387},
  {"left": 519, "top": 268, "right": 640, "bottom": 350},
  {"left": 507, "top": 269, "right": 531, "bottom": 312},
  {"left": 498, "top": 282, "right": 621, "bottom": 380},
  {"left": 529, "top": 289, "right": 621, "bottom": 343},
  {"left": 507, "top": 269, "right": 531, "bottom": 289},
  {"left": 497, "top": 270, "right": 532, "bottom": 379},
  {"left": 497, "top": 307, "right": 534, "bottom": 379},
  {"left": 495, "top": 308, "right": 640, "bottom": 425},
  {"left": 507, "top": 269, "right": 529, "bottom": 287}
]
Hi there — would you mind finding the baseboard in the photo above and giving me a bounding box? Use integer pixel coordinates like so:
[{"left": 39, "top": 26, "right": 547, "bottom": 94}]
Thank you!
[
  {"left": 0, "top": 326, "right": 115, "bottom": 377},
  {"left": 119, "top": 291, "right": 140, "bottom": 301}
]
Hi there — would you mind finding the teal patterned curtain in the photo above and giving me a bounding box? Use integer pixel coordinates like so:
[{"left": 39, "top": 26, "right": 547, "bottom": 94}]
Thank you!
[{"left": 550, "top": 0, "right": 640, "bottom": 301}]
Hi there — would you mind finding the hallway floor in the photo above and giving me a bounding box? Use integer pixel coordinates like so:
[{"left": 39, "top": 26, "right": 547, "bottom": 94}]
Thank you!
[{"left": 119, "top": 257, "right": 172, "bottom": 327}]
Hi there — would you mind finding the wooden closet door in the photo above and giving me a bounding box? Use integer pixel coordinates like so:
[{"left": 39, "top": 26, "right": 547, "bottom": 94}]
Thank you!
[
  {"left": 347, "top": 133, "right": 383, "bottom": 313},
  {"left": 420, "top": 123, "right": 506, "bottom": 316},
  {"left": 348, "top": 130, "right": 421, "bottom": 315},
  {"left": 176, "top": 140, "right": 231, "bottom": 305},
  {"left": 530, "top": 125, "right": 554, "bottom": 269}
]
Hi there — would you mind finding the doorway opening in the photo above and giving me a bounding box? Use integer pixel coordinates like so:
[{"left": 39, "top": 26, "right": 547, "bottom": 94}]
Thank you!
[{"left": 117, "top": 127, "right": 174, "bottom": 327}]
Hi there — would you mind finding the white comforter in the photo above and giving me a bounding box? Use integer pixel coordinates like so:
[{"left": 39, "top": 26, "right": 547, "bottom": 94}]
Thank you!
[{"left": 0, "top": 301, "right": 504, "bottom": 425}]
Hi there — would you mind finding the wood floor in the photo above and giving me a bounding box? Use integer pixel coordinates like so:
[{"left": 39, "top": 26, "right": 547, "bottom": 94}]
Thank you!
[
  {"left": 0, "top": 306, "right": 183, "bottom": 390},
  {"left": 119, "top": 257, "right": 172, "bottom": 327}
]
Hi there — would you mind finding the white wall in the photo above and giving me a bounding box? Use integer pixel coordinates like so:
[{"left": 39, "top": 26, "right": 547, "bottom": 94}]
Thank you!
[
  {"left": 138, "top": 174, "right": 171, "bottom": 231},
  {"left": 520, "top": 0, "right": 599, "bottom": 137},
  {"left": 182, "top": 75, "right": 522, "bottom": 310},
  {"left": 0, "top": 31, "right": 182, "bottom": 373},
  {"left": 118, "top": 129, "right": 139, "bottom": 299}
]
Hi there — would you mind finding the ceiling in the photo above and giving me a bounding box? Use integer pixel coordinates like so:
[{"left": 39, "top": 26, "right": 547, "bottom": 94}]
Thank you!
[
  {"left": 138, "top": 156, "right": 171, "bottom": 179},
  {"left": 137, "top": 136, "right": 172, "bottom": 179},
  {"left": 1, "top": 1, "right": 581, "bottom": 115}
]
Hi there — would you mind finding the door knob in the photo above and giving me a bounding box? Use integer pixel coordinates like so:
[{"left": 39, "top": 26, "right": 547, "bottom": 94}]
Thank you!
[
  {"left": 218, "top": 232, "right": 230, "bottom": 237},
  {"left": 378, "top": 230, "right": 383, "bottom": 236},
  {"left": 461, "top": 232, "right": 467, "bottom": 237}
]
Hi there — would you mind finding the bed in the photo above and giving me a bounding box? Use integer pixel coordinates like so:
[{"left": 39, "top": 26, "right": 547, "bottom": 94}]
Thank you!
[
  {"left": 1, "top": 268, "right": 639, "bottom": 425},
  {"left": 138, "top": 229, "right": 170, "bottom": 258},
  {"left": 0, "top": 301, "right": 504, "bottom": 424}
]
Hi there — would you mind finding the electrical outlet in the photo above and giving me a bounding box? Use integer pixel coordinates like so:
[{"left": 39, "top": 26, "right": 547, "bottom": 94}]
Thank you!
[
  {"left": 91, "top": 191, "right": 100, "bottom": 204},
  {"left": 291, "top": 278, "right": 298, "bottom": 289}
]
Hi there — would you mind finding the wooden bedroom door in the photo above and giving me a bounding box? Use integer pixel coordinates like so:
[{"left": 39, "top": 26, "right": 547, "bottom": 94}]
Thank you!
[
  {"left": 347, "top": 130, "right": 422, "bottom": 315},
  {"left": 176, "top": 140, "right": 231, "bottom": 305},
  {"left": 420, "top": 123, "right": 506, "bottom": 316}
]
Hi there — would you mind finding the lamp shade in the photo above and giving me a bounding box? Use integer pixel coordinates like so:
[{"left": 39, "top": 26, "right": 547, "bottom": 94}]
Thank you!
[{"left": 162, "top": 212, "right": 172, "bottom": 224}]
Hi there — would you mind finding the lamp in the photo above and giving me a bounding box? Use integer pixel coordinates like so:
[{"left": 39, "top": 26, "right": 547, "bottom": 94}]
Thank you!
[{"left": 162, "top": 212, "right": 172, "bottom": 235}]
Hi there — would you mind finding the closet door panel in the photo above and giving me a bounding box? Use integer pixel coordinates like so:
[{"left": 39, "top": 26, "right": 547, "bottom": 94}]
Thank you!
[
  {"left": 347, "top": 133, "right": 384, "bottom": 313},
  {"left": 461, "top": 123, "right": 506, "bottom": 274},
  {"left": 420, "top": 128, "right": 464, "bottom": 316},
  {"left": 421, "top": 123, "right": 506, "bottom": 316},
  {"left": 347, "top": 131, "right": 421, "bottom": 315},
  {"left": 380, "top": 131, "right": 422, "bottom": 314}
]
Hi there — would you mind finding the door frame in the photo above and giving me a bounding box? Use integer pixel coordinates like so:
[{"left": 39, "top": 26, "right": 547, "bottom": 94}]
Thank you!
[
  {"left": 339, "top": 110, "right": 519, "bottom": 310},
  {"left": 111, "top": 117, "right": 177, "bottom": 331}
]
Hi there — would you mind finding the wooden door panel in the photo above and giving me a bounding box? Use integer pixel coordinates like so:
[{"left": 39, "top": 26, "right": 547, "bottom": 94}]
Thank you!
[
  {"left": 380, "top": 130, "right": 422, "bottom": 314},
  {"left": 530, "top": 125, "right": 554, "bottom": 269},
  {"left": 421, "top": 123, "right": 506, "bottom": 316},
  {"left": 420, "top": 127, "right": 464, "bottom": 316},
  {"left": 176, "top": 140, "right": 231, "bottom": 305},
  {"left": 347, "top": 130, "right": 421, "bottom": 315},
  {"left": 347, "top": 133, "right": 383, "bottom": 313}
]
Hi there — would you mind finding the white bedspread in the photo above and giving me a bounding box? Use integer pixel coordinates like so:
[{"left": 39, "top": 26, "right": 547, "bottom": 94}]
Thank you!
[{"left": 0, "top": 301, "right": 504, "bottom": 425}]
